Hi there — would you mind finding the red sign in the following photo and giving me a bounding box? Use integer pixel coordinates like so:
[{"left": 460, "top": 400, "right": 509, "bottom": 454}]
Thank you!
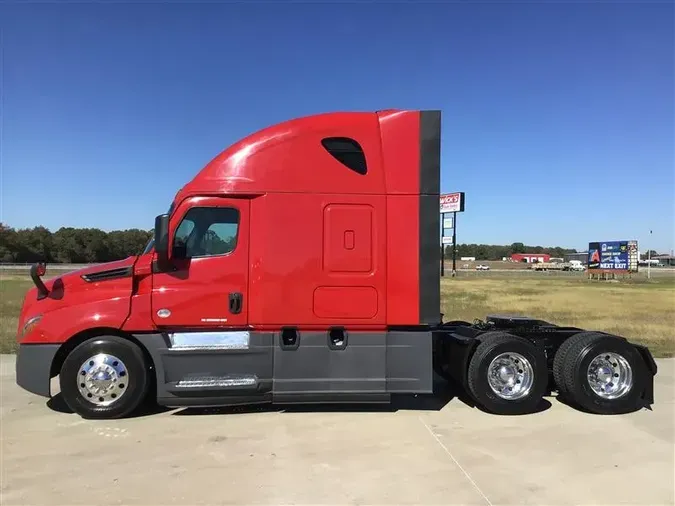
[{"left": 440, "top": 192, "right": 465, "bottom": 213}]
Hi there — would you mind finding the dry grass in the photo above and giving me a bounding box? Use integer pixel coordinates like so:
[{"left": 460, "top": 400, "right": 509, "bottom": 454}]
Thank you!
[
  {"left": 2, "top": 271, "right": 674, "bottom": 356},
  {"left": 442, "top": 276, "right": 675, "bottom": 357},
  {"left": 0, "top": 275, "right": 32, "bottom": 353}
]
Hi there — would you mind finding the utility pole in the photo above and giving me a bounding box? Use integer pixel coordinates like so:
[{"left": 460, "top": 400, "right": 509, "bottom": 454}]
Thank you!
[
  {"left": 440, "top": 243, "right": 445, "bottom": 277},
  {"left": 451, "top": 211, "right": 457, "bottom": 277},
  {"left": 647, "top": 230, "right": 653, "bottom": 280}
]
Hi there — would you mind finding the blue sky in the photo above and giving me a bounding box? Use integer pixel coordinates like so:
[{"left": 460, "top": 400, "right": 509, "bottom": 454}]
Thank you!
[{"left": 1, "top": 1, "right": 673, "bottom": 253}]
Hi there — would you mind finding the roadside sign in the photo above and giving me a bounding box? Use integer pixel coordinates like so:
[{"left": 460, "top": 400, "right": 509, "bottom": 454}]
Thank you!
[
  {"left": 440, "top": 192, "right": 465, "bottom": 213},
  {"left": 443, "top": 217, "right": 454, "bottom": 229},
  {"left": 588, "top": 241, "right": 631, "bottom": 270},
  {"left": 442, "top": 236, "right": 453, "bottom": 245}
]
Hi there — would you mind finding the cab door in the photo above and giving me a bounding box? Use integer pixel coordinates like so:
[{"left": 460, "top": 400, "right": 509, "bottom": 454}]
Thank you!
[{"left": 151, "top": 196, "right": 249, "bottom": 329}]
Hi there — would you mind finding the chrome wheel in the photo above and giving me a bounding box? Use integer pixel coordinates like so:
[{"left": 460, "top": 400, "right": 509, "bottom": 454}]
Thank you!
[
  {"left": 487, "top": 352, "right": 534, "bottom": 400},
  {"left": 77, "top": 353, "right": 129, "bottom": 406},
  {"left": 587, "top": 352, "right": 633, "bottom": 399}
]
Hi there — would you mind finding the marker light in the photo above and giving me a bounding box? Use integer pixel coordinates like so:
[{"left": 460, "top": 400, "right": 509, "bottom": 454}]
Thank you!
[{"left": 21, "top": 315, "right": 42, "bottom": 337}]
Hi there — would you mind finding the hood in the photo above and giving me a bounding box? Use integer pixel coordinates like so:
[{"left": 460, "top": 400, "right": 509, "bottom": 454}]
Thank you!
[
  {"left": 53, "top": 256, "right": 139, "bottom": 287},
  {"left": 18, "top": 256, "right": 139, "bottom": 331}
]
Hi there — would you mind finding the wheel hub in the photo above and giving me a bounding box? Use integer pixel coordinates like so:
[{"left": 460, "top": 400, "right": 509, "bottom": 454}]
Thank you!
[
  {"left": 498, "top": 365, "right": 516, "bottom": 383},
  {"left": 487, "top": 352, "right": 534, "bottom": 400},
  {"left": 77, "top": 353, "right": 129, "bottom": 406},
  {"left": 90, "top": 368, "right": 115, "bottom": 392},
  {"left": 587, "top": 352, "right": 633, "bottom": 399}
]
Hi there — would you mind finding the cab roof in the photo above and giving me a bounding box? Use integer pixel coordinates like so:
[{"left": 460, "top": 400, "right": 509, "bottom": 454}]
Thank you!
[{"left": 174, "top": 109, "right": 439, "bottom": 204}]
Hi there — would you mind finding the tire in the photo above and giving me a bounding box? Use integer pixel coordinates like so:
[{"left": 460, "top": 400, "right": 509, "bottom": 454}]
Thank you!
[
  {"left": 553, "top": 332, "right": 600, "bottom": 398},
  {"left": 467, "top": 332, "right": 548, "bottom": 415},
  {"left": 59, "top": 335, "right": 150, "bottom": 420},
  {"left": 560, "top": 332, "right": 648, "bottom": 414}
]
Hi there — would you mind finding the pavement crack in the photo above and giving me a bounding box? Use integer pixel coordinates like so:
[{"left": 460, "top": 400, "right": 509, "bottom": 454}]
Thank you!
[{"left": 418, "top": 416, "right": 493, "bottom": 506}]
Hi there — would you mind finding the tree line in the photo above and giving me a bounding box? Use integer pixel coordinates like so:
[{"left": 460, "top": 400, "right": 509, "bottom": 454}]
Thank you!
[
  {"left": 0, "top": 223, "right": 152, "bottom": 264},
  {"left": 444, "top": 242, "right": 577, "bottom": 261},
  {"left": 1, "top": 223, "right": 579, "bottom": 264}
]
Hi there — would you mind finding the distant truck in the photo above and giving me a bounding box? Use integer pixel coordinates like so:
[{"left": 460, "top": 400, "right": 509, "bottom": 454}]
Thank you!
[
  {"left": 16, "top": 110, "right": 656, "bottom": 420},
  {"left": 568, "top": 260, "right": 586, "bottom": 271},
  {"left": 531, "top": 260, "right": 585, "bottom": 272}
]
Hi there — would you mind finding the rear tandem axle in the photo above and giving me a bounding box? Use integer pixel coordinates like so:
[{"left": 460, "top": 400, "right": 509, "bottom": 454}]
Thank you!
[{"left": 433, "top": 314, "right": 657, "bottom": 415}]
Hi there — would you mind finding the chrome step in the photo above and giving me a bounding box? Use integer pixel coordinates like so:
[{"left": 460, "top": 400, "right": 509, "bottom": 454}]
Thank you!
[{"left": 174, "top": 375, "right": 257, "bottom": 389}]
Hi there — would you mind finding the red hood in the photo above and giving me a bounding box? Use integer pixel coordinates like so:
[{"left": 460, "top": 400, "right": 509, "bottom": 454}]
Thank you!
[
  {"left": 51, "top": 256, "right": 138, "bottom": 286},
  {"left": 18, "top": 256, "right": 139, "bottom": 337}
]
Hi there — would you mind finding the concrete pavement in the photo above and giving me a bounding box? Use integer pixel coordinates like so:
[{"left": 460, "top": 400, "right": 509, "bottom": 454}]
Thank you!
[{"left": 1, "top": 355, "right": 673, "bottom": 505}]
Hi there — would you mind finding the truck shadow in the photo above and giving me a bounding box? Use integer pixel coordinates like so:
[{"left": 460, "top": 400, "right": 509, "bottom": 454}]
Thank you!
[
  {"left": 171, "top": 384, "right": 457, "bottom": 417},
  {"left": 171, "top": 380, "right": 552, "bottom": 417},
  {"left": 553, "top": 393, "right": 651, "bottom": 414},
  {"left": 47, "top": 393, "right": 173, "bottom": 418},
  {"left": 46, "top": 380, "right": 551, "bottom": 418}
]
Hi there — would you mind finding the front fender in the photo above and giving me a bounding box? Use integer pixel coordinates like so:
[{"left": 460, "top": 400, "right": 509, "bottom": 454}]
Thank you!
[{"left": 20, "top": 296, "right": 131, "bottom": 344}]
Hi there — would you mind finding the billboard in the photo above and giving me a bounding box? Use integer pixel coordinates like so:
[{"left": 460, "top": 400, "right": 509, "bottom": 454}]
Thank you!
[
  {"left": 627, "top": 240, "right": 638, "bottom": 272},
  {"left": 440, "top": 192, "right": 465, "bottom": 213},
  {"left": 587, "top": 241, "right": 635, "bottom": 271}
]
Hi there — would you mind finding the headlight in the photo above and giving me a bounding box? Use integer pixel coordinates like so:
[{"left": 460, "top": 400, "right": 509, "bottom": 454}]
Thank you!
[{"left": 21, "top": 315, "right": 42, "bottom": 337}]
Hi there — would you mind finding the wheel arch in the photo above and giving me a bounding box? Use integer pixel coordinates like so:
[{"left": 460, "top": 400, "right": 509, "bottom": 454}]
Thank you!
[{"left": 50, "top": 327, "right": 155, "bottom": 378}]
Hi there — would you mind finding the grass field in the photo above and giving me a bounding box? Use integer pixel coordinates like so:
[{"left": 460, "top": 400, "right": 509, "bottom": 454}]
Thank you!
[
  {"left": 442, "top": 276, "right": 675, "bottom": 356},
  {"left": 2, "top": 271, "right": 674, "bottom": 356},
  {"left": 1, "top": 274, "right": 32, "bottom": 353}
]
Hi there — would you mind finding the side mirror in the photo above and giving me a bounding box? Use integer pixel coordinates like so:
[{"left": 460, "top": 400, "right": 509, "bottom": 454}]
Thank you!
[
  {"left": 154, "top": 214, "right": 169, "bottom": 264},
  {"left": 172, "top": 241, "right": 187, "bottom": 260}
]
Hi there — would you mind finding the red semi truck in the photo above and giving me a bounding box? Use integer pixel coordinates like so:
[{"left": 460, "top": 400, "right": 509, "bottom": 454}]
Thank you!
[{"left": 16, "top": 109, "right": 656, "bottom": 419}]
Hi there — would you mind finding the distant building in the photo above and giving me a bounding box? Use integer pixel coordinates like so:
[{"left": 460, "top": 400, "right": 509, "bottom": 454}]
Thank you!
[
  {"left": 565, "top": 252, "right": 588, "bottom": 264},
  {"left": 460, "top": 256, "right": 476, "bottom": 262},
  {"left": 653, "top": 254, "right": 675, "bottom": 266},
  {"left": 511, "top": 253, "right": 551, "bottom": 263}
]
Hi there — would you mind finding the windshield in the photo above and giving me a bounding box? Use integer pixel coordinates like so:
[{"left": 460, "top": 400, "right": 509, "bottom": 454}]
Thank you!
[{"left": 142, "top": 238, "right": 154, "bottom": 255}]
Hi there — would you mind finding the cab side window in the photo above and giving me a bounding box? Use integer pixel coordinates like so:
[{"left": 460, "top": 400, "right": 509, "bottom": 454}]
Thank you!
[{"left": 173, "top": 207, "right": 239, "bottom": 258}]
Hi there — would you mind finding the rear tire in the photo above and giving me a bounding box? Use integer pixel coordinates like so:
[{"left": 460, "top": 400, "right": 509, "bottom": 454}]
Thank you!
[
  {"left": 559, "top": 332, "right": 648, "bottom": 414},
  {"left": 59, "top": 335, "right": 150, "bottom": 420},
  {"left": 553, "top": 331, "right": 600, "bottom": 397},
  {"left": 467, "top": 332, "right": 548, "bottom": 415}
]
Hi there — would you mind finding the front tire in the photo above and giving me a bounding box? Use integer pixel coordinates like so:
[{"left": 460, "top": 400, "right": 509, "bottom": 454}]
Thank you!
[
  {"left": 59, "top": 335, "right": 149, "bottom": 420},
  {"left": 559, "top": 332, "right": 648, "bottom": 414},
  {"left": 467, "top": 332, "right": 548, "bottom": 415}
]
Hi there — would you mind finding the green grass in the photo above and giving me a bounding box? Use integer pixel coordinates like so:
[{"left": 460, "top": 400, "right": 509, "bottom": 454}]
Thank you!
[
  {"left": 442, "top": 276, "right": 675, "bottom": 357},
  {"left": 2, "top": 270, "right": 674, "bottom": 356},
  {"left": 1, "top": 275, "right": 32, "bottom": 353}
]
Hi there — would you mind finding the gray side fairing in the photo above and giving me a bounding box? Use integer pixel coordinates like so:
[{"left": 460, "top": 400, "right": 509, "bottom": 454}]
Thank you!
[
  {"left": 134, "top": 329, "right": 433, "bottom": 408},
  {"left": 134, "top": 332, "right": 273, "bottom": 408},
  {"left": 16, "top": 343, "right": 61, "bottom": 398},
  {"left": 386, "top": 330, "right": 433, "bottom": 393},
  {"left": 273, "top": 331, "right": 387, "bottom": 396}
]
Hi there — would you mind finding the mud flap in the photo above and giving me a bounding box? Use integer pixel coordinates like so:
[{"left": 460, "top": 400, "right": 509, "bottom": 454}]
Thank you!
[{"left": 633, "top": 343, "right": 657, "bottom": 407}]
